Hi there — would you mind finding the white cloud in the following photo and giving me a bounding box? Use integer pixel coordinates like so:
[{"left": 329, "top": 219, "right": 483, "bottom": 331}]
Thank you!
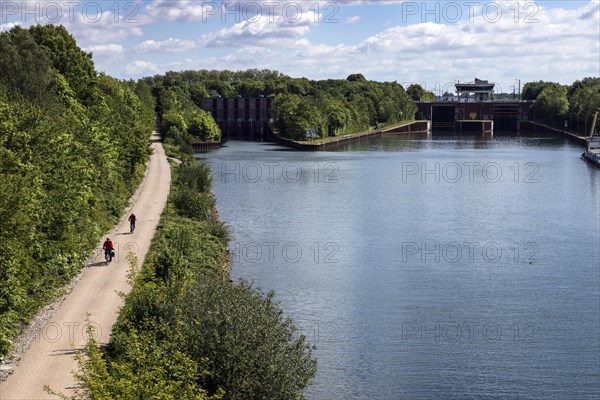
[
  {"left": 140, "top": 0, "right": 332, "bottom": 25},
  {"left": 0, "top": 22, "right": 22, "bottom": 32},
  {"left": 290, "top": 1, "right": 599, "bottom": 89},
  {"left": 65, "top": 10, "right": 145, "bottom": 45},
  {"left": 135, "top": 38, "right": 197, "bottom": 53},
  {"left": 143, "top": 0, "right": 210, "bottom": 22},
  {"left": 86, "top": 44, "right": 125, "bottom": 55},
  {"left": 339, "top": 1, "right": 405, "bottom": 4},
  {"left": 345, "top": 16, "right": 362, "bottom": 24},
  {"left": 79, "top": 0, "right": 597, "bottom": 90},
  {"left": 0, "top": 2, "right": 147, "bottom": 44},
  {"left": 200, "top": 9, "right": 316, "bottom": 47},
  {"left": 124, "top": 60, "right": 160, "bottom": 76}
]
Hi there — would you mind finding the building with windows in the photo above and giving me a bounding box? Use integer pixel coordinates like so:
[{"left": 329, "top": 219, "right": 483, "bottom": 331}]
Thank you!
[{"left": 455, "top": 78, "right": 495, "bottom": 101}]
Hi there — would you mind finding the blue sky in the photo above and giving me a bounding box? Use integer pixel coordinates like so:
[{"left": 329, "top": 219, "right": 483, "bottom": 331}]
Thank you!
[{"left": 1, "top": 0, "right": 598, "bottom": 92}]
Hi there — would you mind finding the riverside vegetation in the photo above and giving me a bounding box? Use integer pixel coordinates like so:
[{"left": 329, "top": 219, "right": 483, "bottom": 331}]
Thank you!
[
  {"left": 522, "top": 78, "right": 600, "bottom": 132},
  {"left": 145, "top": 71, "right": 600, "bottom": 142},
  {"left": 48, "top": 157, "right": 316, "bottom": 399},
  {"left": 0, "top": 24, "right": 315, "bottom": 399},
  {"left": 0, "top": 25, "right": 154, "bottom": 357},
  {"left": 144, "top": 70, "right": 418, "bottom": 142},
  {"left": 0, "top": 25, "right": 316, "bottom": 399},
  {"left": 3, "top": 22, "right": 598, "bottom": 399}
]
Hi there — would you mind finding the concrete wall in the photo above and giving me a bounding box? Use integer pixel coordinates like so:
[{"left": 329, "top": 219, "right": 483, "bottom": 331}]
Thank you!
[{"left": 199, "top": 97, "right": 274, "bottom": 140}]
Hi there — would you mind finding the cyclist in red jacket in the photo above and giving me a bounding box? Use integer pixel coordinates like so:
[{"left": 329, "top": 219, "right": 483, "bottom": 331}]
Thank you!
[{"left": 102, "top": 237, "right": 115, "bottom": 263}]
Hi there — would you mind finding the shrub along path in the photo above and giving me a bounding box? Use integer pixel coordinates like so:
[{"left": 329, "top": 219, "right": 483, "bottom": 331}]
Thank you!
[{"left": 0, "top": 132, "right": 170, "bottom": 399}]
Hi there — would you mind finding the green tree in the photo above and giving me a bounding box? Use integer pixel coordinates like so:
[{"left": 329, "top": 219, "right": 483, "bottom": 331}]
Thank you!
[
  {"left": 28, "top": 25, "right": 96, "bottom": 105},
  {"left": 532, "top": 85, "right": 569, "bottom": 126},
  {"left": 0, "top": 26, "right": 59, "bottom": 106},
  {"left": 326, "top": 101, "right": 350, "bottom": 134},
  {"left": 0, "top": 25, "right": 152, "bottom": 358},
  {"left": 188, "top": 109, "right": 222, "bottom": 142},
  {"left": 274, "top": 93, "right": 323, "bottom": 140},
  {"left": 134, "top": 80, "right": 157, "bottom": 115},
  {"left": 189, "top": 81, "right": 209, "bottom": 105},
  {"left": 205, "top": 80, "right": 235, "bottom": 97},
  {"left": 145, "top": 69, "right": 417, "bottom": 139},
  {"left": 567, "top": 78, "right": 600, "bottom": 134},
  {"left": 407, "top": 84, "right": 434, "bottom": 101},
  {"left": 236, "top": 79, "right": 266, "bottom": 97},
  {"left": 161, "top": 111, "right": 188, "bottom": 135},
  {"left": 347, "top": 73, "right": 367, "bottom": 82},
  {"left": 181, "top": 280, "right": 316, "bottom": 400},
  {"left": 522, "top": 81, "right": 558, "bottom": 101}
]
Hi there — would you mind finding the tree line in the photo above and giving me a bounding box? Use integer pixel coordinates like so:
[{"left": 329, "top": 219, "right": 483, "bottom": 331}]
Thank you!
[
  {"left": 522, "top": 78, "right": 600, "bottom": 134},
  {"left": 145, "top": 70, "right": 417, "bottom": 141},
  {"left": 0, "top": 25, "right": 155, "bottom": 357}
]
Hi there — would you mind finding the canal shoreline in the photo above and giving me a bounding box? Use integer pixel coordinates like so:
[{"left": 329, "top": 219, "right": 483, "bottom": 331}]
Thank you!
[
  {"left": 271, "top": 120, "right": 430, "bottom": 151},
  {"left": 195, "top": 120, "right": 590, "bottom": 154},
  {"left": 521, "top": 121, "right": 589, "bottom": 146}
]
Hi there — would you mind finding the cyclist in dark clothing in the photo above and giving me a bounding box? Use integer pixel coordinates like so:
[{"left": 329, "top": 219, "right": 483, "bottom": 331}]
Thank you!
[{"left": 128, "top": 213, "right": 137, "bottom": 233}]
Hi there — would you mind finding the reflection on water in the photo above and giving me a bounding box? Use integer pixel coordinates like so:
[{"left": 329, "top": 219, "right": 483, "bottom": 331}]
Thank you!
[
  {"left": 337, "top": 131, "right": 568, "bottom": 152},
  {"left": 201, "top": 132, "right": 600, "bottom": 399}
]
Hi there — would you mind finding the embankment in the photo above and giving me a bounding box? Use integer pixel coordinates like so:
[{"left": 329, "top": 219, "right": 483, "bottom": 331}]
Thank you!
[
  {"left": 521, "top": 121, "right": 589, "bottom": 146},
  {"left": 63, "top": 153, "right": 317, "bottom": 399},
  {"left": 274, "top": 120, "right": 430, "bottom": 151}
]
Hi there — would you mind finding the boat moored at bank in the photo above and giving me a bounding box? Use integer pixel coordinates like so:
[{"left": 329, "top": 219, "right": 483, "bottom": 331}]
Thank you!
[
  {"left": 582, "top": 135, "right": 600, "bottom": 167},
  {"left": 581, "top": 108, "right": 600, "bottom": 168}
]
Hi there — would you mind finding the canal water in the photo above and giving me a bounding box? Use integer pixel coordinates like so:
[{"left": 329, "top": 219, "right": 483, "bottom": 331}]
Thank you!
[{"left": 199, "top": 132, "right": 600, "bottom": 399}]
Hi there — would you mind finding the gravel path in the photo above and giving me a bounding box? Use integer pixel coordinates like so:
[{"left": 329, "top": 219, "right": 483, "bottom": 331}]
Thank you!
[{"left": 0, "top": 133, "right": 171, "bottom": 399}]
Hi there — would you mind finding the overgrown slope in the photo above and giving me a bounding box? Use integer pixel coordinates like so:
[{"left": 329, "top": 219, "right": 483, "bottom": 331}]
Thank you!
[{"left": 0, "top": 25, "right": 155, "bottom": 357}]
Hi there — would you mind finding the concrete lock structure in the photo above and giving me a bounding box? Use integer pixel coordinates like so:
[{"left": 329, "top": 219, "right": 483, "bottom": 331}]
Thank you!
[
  {"left": 416, "top": 78, "right": 534, "bottom": 133},
  {"left": 199, "top": 96, "right": 275, "bottom": 141}
]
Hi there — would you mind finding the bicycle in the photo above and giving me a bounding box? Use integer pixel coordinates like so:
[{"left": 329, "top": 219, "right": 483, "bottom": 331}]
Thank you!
[
  {"left": 128, "top": 213, "right": 137, "bottom": 234},
  {"left": 105, "top": 248, "right": 114, "bottom": 264}
]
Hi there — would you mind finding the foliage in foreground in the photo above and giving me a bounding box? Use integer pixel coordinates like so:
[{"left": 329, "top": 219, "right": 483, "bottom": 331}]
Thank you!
[
  {"left": 181, "top": 280, "right": 317, "bottom": 400},
  {"left": 65, "top": 157, "right": 316, "bottom": 399},
  {"left": 0, "top": 25, "right": 154, "bottom": 358},
  {"left": 46, "top": 322, "right": 221, "bottom": 400}
]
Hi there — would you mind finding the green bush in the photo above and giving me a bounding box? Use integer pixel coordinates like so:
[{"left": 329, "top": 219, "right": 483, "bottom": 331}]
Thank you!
[
  {"left": 110, "top": 286, "right": 177, "bottom": 349},
  {"left": 177, "top": 162, "right": 213, "bottom": 193},
  {"left": 166, "top": 125, "right": 186, "bottom": 144},
  {"left": 206, "top": 220, "right": 231, "bottom": 243},
  {"left": 51, "top": 322, "right": 222, "bottom": 400},
  {"left": 144, "top": 217, "right": 227, "bottom": 281},
  {"left": 171, "top": 187, "right": 215, "bottom": 221},
  {"left": 161, "top": 111, "right": 187, "bottom": 135},
  {"left": 181, "top": 280, "right": 317, "bottom": 400},
  {"left": 188, "top": 109, "right": 221, "bottom": 142}
]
